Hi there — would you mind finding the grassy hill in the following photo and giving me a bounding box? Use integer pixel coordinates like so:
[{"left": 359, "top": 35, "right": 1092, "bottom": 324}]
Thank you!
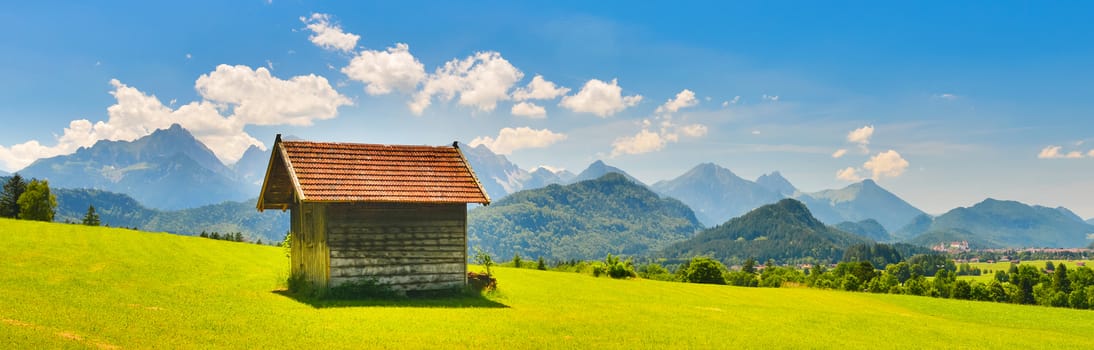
[{"left": 3, "top": 219, "right": 1094, "bottom": 349}]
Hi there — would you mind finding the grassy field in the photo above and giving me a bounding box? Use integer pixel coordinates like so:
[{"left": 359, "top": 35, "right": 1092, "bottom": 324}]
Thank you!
[
  {"left": 3, "top": 218, "right": 1094, "bottom": 349},
  {"left": 960, "top": 260, "right": 1093, "bottom": 282}
]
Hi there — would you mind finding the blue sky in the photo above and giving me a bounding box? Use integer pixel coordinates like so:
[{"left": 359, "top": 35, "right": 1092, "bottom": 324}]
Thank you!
[{"left": 2, "top": 1, "right": 1093, "bottom": 218}]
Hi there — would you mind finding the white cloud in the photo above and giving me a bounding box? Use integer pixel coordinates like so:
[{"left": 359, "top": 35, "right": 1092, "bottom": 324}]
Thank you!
[
  {"left": 847, "top": 125, "right": 874, "bottom": 145},
  {"left": 762, "top": 94, "right": 779, "bottom": 102},
  {"left": 0, "top": 65, "right": 351, "bottom": 171},
  {"left": 511, "top": 75, "right": 570, "bottom": 101},
  {"left": 185, "top": 53, "right": 192, "bottom": 60},
  {"left": 655, "top": 89, "right": 698, "bottom": 114},
  {"left": 469, "top": 127, "right": 566, "bottom": 155},
  {"left": 1038, "top": 145, "right": 1088, "bottom": 159},
  {"left": 863, "top": 150, "right": 909, "bottom": 179},
  {"left": 194, "top": 64, "right": 350, "bottom": 126},
  {"left": 722, "top": 96, "right": 741, "bottom": 107},
  {"left": 510, "top": 101, "right": 547, "bottom": 118},
  {"left": 677, "top": 123, "right": 708, "bottom": 138},
  {"left": 611, "top": 129, "right": 665, "bottom": 157},
  {"left": 409, "top": 51, "right": 523, "bottom": 115},
  {"left": 342, "top": 43, "right": 426, "bottom": 95},
  {"left": 559, "top": 78, "right": 642, "bottom": 117},
  {"left": 751, "top": 130, "right": 761, "bottom": 135},
  {"left": 845, "top": 125, "right": 875, "bottom": 153},
  {"left": 832, "top": 149, "right": 848, "bottom": 158},
  {"left": 610, "top": 119, "right": 706, "bottom": 157},
  {"left": 935, "top": 93, "right": 959, "bottom": 101},
  {"left": 1089, "top": 150, "right": 1094, "bottom": 157},
  {"left": 836, "top": 167, "right": 862, "bottom": 182},
  {"left": 301, "top": 13, "right": 360, "bottom": 52}
]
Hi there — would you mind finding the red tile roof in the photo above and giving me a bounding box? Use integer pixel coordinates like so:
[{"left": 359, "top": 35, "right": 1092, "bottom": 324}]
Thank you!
[{"left": 263, "top": 138, "right": 489, "bottom": 205}]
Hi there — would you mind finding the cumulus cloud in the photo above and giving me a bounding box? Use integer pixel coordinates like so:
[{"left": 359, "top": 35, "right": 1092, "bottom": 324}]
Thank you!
[
  {"left": 834, "top": 150, "right": 909, "bottom": 182},
  {"left": 195, "top": 64, "right": 350, "bottom": 126},
  {"left": 934, "top": 93, "right": 959, "bottom": 101},
  {"left": 301, "top": 13, "right": 360, "bottom": 52},
  {"left": 836, "top": 167, "right": 862, "bottom": 182},
  {"left": 1038, "top": 145, "right": 1087, "bottom": 159},
  {"left": 342, "top": 43, "right": 426, "bottom": 95},
  {"left": 511, "top": 75, "right": 570, "bottom": 101},
  {"left": 762, "top": 94, "right": 779, "bottom": 102},
  {"left": 832, "top": 149, "right": 848, "bottom": 158},
  {"left": 863, "top": 150, "right": 909, "bottom": 179},
  {"left": 0, "top": 65, "right": 351, "bottom": 171},
  {"left": 655, "top": 89, "right": 698, "bottom": 114},
  {"left": 409, "top": 51, "right": 523, "bottom": 115},
  {"left": 469, "top": 127, "right": 566, "bottom": 155},
  {"left": 722, "top": 96, "right": 741, "bottom": 107},
  {"left": 847, "top": 125, "right": 874, "bottom": 146},
  {"left": 510, "top": 101, "right": 546, "bottom": 118},
  {"left": 559, "top": 78, "right": 642, "bottom": 117},
  {"left": 611, "top": 129, "right": 665, "bottom": 157},
  {"left": 610, "top": 119, "right": 707, "bottom": 157}
]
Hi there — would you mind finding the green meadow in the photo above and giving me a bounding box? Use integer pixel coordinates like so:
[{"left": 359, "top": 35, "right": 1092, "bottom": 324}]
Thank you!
[{"left": 3, "top": 218, "right": 1094, "bottom": 349}]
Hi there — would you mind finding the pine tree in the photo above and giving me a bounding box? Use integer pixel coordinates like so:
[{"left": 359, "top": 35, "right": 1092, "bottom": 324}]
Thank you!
[
  {"left": 0, "top": 174, "right": 27, "bottom": 218},
  {"left": 82, "top": 205, "right": 101, "bottom": 226},
  {"left": 17, "top": 179, "right": 56, "bottom": 222}
]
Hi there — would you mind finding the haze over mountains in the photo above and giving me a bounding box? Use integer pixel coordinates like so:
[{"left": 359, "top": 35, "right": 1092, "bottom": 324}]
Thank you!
[{"left": 7, "top": 124, "right": 1093, "bottom": 253}]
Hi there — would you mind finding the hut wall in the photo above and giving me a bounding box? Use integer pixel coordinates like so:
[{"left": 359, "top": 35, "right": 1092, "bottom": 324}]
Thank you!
[
  {"left": 325, "top": 202, "right": 467, "bottom": 291},
  {"left": 290, "top": 202, "right": 330, "bottom": 287}
]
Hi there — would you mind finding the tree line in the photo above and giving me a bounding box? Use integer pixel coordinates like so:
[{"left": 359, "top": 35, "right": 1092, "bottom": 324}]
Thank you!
[{"left": 1, "top": 173, "right": 57, "bottom": 222}]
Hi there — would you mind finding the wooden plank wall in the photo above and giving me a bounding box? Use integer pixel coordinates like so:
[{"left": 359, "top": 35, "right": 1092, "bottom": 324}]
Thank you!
[
  {"left": 325, "top": 202, "right": 467, "bottom": 291},
  {"left": 291, "top": 202, "right": 330, "bottom": 287}
]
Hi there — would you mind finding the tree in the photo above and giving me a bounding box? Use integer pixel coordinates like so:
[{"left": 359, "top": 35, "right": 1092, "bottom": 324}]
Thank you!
[
  {"left": 512, "top": 253, "right": 523, "bottom": 268},
  {"left": 17, "top": 179, "right": 56, "bottom": 222},
  {"left": 0, "top": 174, "right": 27, "bottom": 218},
  {"left": 82, "top": 205, "right": 101, "bottom": 226},
  {"left": 742, "top": 257, "right": 757, "bottom": 274},
  {"left": 678, "top": 256, "right": 727, "bottom": 285},
  {"left": 1054, "top": 263, "right": 1071, "bottom": 293},
  {"left": 536, "top": 256, "right": 547, "bottom": 270}
]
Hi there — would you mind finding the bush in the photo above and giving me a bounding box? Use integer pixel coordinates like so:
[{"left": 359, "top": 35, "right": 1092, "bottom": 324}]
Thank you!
[
  {"left": 467, "top": 271, "right": 497, "bottom": 293},
  {"left": 678, "top": 256, "right": 727, "bottom": 285},
  {"left": 591, "top": 262, "right": 607, "bottom": 277},
  {"left": 473, "top": 247, "right": 495, "bottom": 275},
  {"left": 604, "top": 254, "right": 636, "bottom": 279}
]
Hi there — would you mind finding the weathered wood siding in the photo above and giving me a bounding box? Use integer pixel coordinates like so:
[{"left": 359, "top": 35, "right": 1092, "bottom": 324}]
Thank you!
[
  {"left": 290, "top": 201, "right": 329, "bottom": 287},
  {"left": 325, "top": 202, "right": 467, "bottom": 291}
]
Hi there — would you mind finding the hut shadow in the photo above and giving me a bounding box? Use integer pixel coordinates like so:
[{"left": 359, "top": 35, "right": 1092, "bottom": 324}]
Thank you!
[{"left": 272, "top": 290, "right": 510, "bottom": 309}]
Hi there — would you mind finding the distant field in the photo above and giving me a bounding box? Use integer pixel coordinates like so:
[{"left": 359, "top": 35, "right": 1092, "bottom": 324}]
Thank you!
[
  {"left": 3, "top": 219, "right": 1094, "bottom": 349},
  {"left": 961, "top": 260, "right": 1093, "bottom": 282}
]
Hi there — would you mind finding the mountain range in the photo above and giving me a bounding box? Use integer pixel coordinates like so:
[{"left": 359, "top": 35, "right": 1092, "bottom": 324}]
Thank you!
[
  {"left": 658, "top": 198, "right": 871, "bottom": 265},
  {"left": 467, "top": 173, "right": 702, "bottom": 261},
  {"left": 903, "top": 198, "right": 1094, "bottom": 248},
  {"left": 16, "top": 124, "right": 270, "bottom": 210},
  {"left": 8, "top": 124, "right": 1093, "bottom": 254},
  {"left": 651, "top": 163, "right": 786, "bottom": 227}
]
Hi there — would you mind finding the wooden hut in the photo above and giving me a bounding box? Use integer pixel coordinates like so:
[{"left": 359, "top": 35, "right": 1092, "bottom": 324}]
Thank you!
[{"left": 257, "top": 135, "right": 490, "bottom": 292}]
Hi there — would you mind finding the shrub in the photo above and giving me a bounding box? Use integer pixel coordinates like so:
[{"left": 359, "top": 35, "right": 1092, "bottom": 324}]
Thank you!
[
  {"left": 473, "top": 247, "right": 495, "bottom": 275},
  {"left": 467, "top": 271, "right": 497, "bottom": 293},
  {"left": 678, "top": 256, "right": 727, "bottom": 285},
  {"left": 591, "top": 262, "right": 607, "bottom": 277},
  {"left": 604, "top": 254, "right": 636, "bottom": 279}
]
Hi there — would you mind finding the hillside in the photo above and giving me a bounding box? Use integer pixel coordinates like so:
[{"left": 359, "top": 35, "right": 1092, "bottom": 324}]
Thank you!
[
  {"left": 796, "top": 179, "right": 926, "bottom": 233},
  {"left": 659, "top": 199, "right": 871, "bottom": 265},
  {"left": 651, "top": 163, "right": 784, "bottom": 227},
  {"left": 54, "top": 188, "right": 287, "bottom": 243},
  {"left": 17, "top": 124, "right": 251, "bottom": 210},
  {"left": 4, "top": 219, "right": 1094, "bottom": 349},
  {"left": 906, "top": 198, "right": 1094, "bottom": 248},
  {"left": 835, "top": 219, "right": 891, "bottom": 242},
  {"left": 468, "top": 173, "right": 701, "bottom": 260}
]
